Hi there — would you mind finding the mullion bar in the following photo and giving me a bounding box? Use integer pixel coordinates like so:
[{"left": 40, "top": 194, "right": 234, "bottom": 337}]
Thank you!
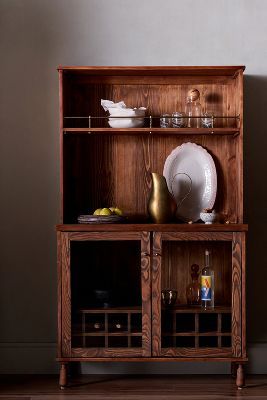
[
  {"left": 195, "top": 314, "right": 199, "bottom": 348},
  {"left": 128, "top": 313, "right": 131, "bottom": 348},
  {"left": 105, "top": 313, "right": 108, "bottom": 348},
  {"left": 218, "top": 313, "right": 222, "bottom": 347}
]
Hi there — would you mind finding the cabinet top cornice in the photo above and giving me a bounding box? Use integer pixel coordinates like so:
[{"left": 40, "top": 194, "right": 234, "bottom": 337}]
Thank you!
[{"left": 57, "top": 65, "right": 245, "bottom": 76}]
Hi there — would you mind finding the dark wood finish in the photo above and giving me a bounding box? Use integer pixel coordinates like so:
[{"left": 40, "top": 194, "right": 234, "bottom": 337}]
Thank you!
[
  {"left": 60, "top": 230, "right": 151, "bottom": 358},
  {"left": 59, "top": 363, "right": 68, "bottom": 389},
  {"left": 160, "top": 347, "right": 232, "bottom": 358},
  {"left": 61, "top": 233, "right": 71, "bottom": 357},
  {"left": 63, "top": 127, "right": 240, "bottom": 135},
  {"left": 78, "top": 306, "right": 142, "bottom": 313},
  {"left": 62, "top": 135, "right": 241, "bottom": 224},
  {"left": 71, "top": 348, "right": 143, "bottom": 358},
  {"left": 57, "top": 356, "right": 248, "bottom": 362},
  {"left": 236, "top": 363, "right": 245, "bottom": 388},
  {"left": 57, "top": 66, "right": 247, "bottom": 388},
  {"left": 161, "top": 306, "right": 231, "bottom": 313},
  {"left": 232, "top": 233, "right": 242, "bottom": 358},
  {"left": 161, "top": 232, "right": 233, "bottom": 241},
  {"left": 57, "top": 232, "right": 62, "bottom": 358},
  {"left": 152, "top": 232, "right": 161, "bottom": 356},
  {"left": 58, "top": 65, "right": 245, "bottom": 74},
  {"left": 140, "top": 231, "right": 151, "bottom": 357},
  {"left": 241, "top": 232, "right": 247, "bottom": 358},
  {"left": 56, "top": 223, "right": 248, "bottom": 232}
]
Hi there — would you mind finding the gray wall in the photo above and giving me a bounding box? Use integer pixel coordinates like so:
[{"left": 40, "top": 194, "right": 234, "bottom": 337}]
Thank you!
[{"left": 0, "top": 0, "right": 266, "bottom": 373}]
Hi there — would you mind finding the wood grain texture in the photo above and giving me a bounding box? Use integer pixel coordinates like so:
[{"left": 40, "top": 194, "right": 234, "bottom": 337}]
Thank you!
[
  {"left": 63, "top": 127, "right": 240, "bottom": 135},
  {"left": 141, "top": 232, "right": 151, "bottom": 357},
  {"left": 160, "top": 347, "right": 232, "bottom": 358},
  {"left": 57, "top": 67, "right": 246, "bottom": 370},
  {"left": 62, "top": 135, "right": 241, "bottom": 223},
  {"left": 236, "top": 363, "right": 245, "bottom": 388},
  {"left": 161, "top": 232, "right": 233, "bottom": 241},
  {"left": 68, "top": 231, "right": 144, "bottom": 241},
  {"left": 152, "top": 232, "right": 162, "bottom": 356},
  {"left": 60, "top": 65, "right": 244, "bottom": 224},
  {"left": 59, "top": 70, "right": 64, "bottom": 223},
  {"left": 71, "top": 348, "right": 143, "bottom": 358},
  {"left": 61, "top": 233, "right": 71, "bottom": 357},
  {"left": 59, "top": 363, "right": 68, "bottom": 388},
  {"left": 57, "top": 232, "right": 62, "bottom": 358},
  {"left": 56, "top": 224, "right": 248, "bottom": 232},
  {"left": 241, "top": 232, "right": 246, "bottom": 357},
  {"left": 58, "top": 65, "right": 245, "bottom": 75},
  {"left": 57, "top": 356, "right": 247, "bottom": 362},
  {"left": 161, "top": 241, "right": 232, "bottom": 307},
  {"left": 232, "top": 233, "right": 242, "bottom": 358}
]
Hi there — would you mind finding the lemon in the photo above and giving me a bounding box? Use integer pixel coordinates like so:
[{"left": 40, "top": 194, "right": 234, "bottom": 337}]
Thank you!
[
  {"left": 100, "top": 208, "right": 112, "bottom": 216},
  {"left": 93, "top": 208, "right": 102, "bottom": 215},
  {"left": 114, "top": 207, "right": 123, "bottom": 216}
]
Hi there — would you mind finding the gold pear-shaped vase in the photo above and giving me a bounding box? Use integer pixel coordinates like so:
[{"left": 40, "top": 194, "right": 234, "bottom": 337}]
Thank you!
[{"left": 148, "top": 173, "right": 177, "bottom": 223}]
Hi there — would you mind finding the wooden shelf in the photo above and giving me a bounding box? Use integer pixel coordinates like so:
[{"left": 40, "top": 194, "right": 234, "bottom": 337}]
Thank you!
[
  {"left": 77, "top": 307, "right": 142, "bottom": 314},
  {"left": 56, "top": 223, "right": 248, "bottom": 232},
  {"left": 63, "top": 127, "right": 240, "bottom": 136},
  {"left": 163, "top": 332, "right": 231, "bottom": 337},
  {"left": 72, "top": 332, "right": 142, "bottom": 337},
  {"left": 162, "top": 306, "right": 231, "bottom": 314}
]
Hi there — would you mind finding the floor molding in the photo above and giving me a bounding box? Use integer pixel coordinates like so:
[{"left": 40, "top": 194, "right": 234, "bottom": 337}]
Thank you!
[{"left": 0, "top": 342, "right": 265, "bottom": 374}]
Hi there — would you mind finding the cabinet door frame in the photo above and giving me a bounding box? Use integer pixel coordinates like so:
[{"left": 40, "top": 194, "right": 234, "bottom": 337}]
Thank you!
[
  {"left": 151, "top": 231, "right": 245, "bottom": 358},
  {"left": 58, "top": 230, "right": 151, "bottom": 358}
]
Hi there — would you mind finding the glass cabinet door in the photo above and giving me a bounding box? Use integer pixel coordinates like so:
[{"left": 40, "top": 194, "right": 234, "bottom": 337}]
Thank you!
[
  {"left": 58, "top": 231, "right": 151, "bottom": 358},
  {"left": 152, "top": 232, "right": 244, "bottom": 358}
]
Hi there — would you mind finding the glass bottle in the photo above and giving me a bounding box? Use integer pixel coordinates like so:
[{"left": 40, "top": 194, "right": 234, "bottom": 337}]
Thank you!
[
  {"left": 185, "top": 89, "right": 202, "bottom": 128},
  {"left": 201, "top": 250, "right": 214, "bottom": 309},
  {"left": 186, "top": 264, "right": 201, "bottom": 306}
]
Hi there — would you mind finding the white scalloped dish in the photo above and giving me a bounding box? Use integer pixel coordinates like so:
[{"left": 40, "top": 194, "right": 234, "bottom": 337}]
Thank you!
[{"left": 163, "top": 142, "right": 217, "bottom": 222}]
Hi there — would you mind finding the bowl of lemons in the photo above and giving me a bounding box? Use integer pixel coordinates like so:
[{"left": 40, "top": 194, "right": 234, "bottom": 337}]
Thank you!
[{"left": 78, "top": 207, "right": 125, "bottom": 224}]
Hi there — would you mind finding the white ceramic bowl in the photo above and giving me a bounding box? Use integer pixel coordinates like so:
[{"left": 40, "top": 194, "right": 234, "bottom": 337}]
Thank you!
[
  {"left": 108, "top": 107, "right": 146, "bottom": 128},
  {"left": 200, "top": 210, "right": 217, "bottom": 224}
]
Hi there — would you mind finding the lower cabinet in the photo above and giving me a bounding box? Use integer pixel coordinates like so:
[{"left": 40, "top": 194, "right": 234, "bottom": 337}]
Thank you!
[{"left": 57, "top": 228, "right": 246, "bottom": 388}]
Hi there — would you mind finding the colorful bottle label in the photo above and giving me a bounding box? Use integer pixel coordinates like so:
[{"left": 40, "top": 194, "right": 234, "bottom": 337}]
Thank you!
[{"left": 201, "top": 276, "right": 212, "bottom": 301}]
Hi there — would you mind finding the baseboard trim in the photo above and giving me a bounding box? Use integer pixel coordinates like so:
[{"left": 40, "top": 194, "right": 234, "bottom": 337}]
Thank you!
[{"left": 0, "top": 342, "right": 265, "bottom": 374}]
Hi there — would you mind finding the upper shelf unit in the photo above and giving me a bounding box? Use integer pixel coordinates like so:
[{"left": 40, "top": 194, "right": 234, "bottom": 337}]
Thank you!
[
  {"left": 59, "top": 66, "right": 244, "bottom": 132},
  {"left": 59, "top": 66, "right": 244, "bottom": 225}
]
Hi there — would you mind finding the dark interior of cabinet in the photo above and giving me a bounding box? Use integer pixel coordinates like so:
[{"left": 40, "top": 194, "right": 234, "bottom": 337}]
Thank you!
[
  {"left": 63, "top": 134, "right": 240, "bottom": 223},
  {"left": 161, "top": 241, "right": 232, "bottom": 306},
  {"left": 70, "top": 240, "right": 141, "bottom": 310},
  {"left": 70, "top": 240, "right": 142, "bottom": 349}
]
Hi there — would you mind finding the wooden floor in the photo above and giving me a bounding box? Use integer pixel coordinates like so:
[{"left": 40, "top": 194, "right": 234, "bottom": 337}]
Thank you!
[{"left": 1, "top": 375, "right": 267, "bottom": 399}]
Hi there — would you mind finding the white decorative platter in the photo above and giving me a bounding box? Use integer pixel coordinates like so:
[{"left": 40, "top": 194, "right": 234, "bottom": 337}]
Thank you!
[{"left": 163, "top": 142, "right": 217, "bottom": 222}]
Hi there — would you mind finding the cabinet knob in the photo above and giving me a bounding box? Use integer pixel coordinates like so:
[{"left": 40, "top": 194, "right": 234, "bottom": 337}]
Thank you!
[
  {"left": 154, "top": 253, "right": 161, "bottom": 257},
  {"left": 142, "top": 252, "right": 150, "bottom": 256}
]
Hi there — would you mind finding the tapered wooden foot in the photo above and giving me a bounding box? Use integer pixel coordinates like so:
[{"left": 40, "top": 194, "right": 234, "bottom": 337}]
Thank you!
[
  {"left": 59, "top": 362, "right": 68, "bottom": 389},
  {"left": 236, "top": 364, "right": 245, "bottom": 389},
  {"left": 231, "top": 362, "right": 237, "bottom": 378}
]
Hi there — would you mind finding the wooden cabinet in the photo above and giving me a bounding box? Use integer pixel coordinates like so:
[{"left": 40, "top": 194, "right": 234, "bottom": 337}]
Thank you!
[{"left": 56, "top": 66, "right": 247, "bottom": 389}]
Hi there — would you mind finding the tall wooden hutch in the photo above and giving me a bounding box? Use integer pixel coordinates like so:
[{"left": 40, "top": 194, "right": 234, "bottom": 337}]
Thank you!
[{"left": 56, "top": 66, "right": 247, "bottom": 388}]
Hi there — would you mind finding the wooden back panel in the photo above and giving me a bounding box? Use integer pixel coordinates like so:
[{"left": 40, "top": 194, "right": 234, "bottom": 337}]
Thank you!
[
  {"left": 63, "top": 133, "right": 241, "bottom": 223},
  {"left": 60, "top": 67, "right": 244, "bottom": 224}
]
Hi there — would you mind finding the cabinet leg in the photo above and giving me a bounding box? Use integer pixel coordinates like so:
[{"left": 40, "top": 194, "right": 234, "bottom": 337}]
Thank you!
[
  {"left": 59, "top": 362, "right": 68, "bottom": 389},
  {"left": 236, "top": 364, "right": 245, "bottom": 389},
  {"left": 231, "top": 362, "right": 237, "bottom": 378}
]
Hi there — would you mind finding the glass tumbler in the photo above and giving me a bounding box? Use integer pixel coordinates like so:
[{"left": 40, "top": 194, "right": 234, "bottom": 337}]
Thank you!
[
  {"left": 172, "top": 112, "right": 185, "bottom": 128},
  {"left": 160, "top": 114, "right": 171, "bottom": 128},
  {"left": 201, "top": 112, "right": 214, "bottom": 128}
]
